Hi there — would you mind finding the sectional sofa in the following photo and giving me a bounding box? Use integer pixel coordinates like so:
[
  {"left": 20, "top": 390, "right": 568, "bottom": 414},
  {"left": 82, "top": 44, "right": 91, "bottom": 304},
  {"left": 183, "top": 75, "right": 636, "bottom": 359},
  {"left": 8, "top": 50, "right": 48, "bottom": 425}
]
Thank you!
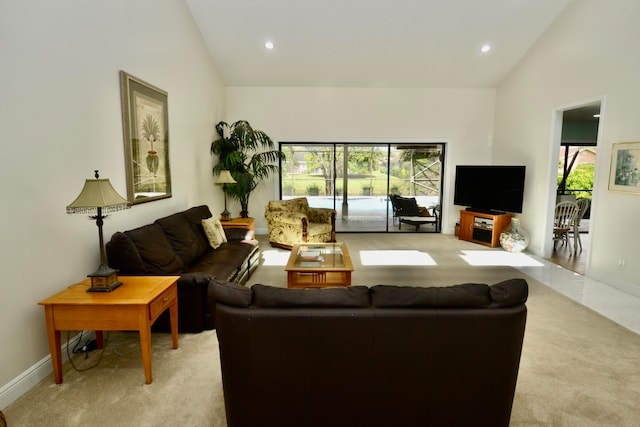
[{"left": 105, "top": 205, "right": 260, "bottom": 332}]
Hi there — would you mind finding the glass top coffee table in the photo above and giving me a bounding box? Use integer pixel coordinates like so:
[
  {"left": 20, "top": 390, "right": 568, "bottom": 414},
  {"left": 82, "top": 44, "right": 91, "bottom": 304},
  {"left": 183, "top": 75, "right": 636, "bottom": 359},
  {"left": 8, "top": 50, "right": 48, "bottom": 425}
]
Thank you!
[{"left": 285, "top": 243, "right": 354, "bottom": 288}]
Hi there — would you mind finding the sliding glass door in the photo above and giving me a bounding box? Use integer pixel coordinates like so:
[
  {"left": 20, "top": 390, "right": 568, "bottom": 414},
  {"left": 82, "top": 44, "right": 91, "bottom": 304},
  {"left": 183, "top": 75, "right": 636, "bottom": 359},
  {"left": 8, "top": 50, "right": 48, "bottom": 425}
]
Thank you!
[{"left": 279, "top": 142, "right": 444, "bottom": 233}]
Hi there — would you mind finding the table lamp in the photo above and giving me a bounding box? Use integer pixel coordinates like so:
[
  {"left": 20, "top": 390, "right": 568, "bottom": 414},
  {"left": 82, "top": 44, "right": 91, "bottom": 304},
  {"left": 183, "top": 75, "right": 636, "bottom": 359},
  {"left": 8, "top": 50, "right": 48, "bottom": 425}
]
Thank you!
[
  {"left": 215, "top": 170, "right": 237, "bottom": 221},
  {"left": 66, "top": 170, "right": 130, "bottom": 292}
]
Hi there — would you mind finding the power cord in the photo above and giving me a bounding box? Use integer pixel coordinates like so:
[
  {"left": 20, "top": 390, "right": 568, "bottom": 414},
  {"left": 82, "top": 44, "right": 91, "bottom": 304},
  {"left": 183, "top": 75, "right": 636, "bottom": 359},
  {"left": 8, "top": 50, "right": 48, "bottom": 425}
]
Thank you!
[{"left": 66, "top": 331, "right": 107, "bottom": 371}]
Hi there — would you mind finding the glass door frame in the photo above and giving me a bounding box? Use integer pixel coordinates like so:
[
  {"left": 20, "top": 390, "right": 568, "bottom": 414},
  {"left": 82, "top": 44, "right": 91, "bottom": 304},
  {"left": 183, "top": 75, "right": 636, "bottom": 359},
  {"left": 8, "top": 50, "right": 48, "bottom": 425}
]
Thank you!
[{"left": 278, "top": 142, "right": 445, "bottom": 233}]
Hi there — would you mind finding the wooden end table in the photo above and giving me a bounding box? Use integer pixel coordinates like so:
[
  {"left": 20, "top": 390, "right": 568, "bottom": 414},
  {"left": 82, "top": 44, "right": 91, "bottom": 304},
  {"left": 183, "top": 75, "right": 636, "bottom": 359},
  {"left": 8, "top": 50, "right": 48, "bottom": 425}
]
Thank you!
[
  {"left": 285, "top": 243, "right": 354, "bottom": 288},
  {"left": 38, "top": 276, "right": 179, "bottom": 385}
]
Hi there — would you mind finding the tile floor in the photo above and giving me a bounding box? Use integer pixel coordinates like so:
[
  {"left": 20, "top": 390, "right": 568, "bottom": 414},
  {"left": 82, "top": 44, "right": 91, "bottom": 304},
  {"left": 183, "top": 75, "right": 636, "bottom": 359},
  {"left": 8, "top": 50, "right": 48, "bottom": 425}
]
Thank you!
[
  {"left": 337, "top": 214, "right": 640, "bottom": 336},
  {"left": 516, "top": 253, "right": 640, "bottom": 335},
  {"left": 534, "top": 223, "right": 640, "bottom": 335}
]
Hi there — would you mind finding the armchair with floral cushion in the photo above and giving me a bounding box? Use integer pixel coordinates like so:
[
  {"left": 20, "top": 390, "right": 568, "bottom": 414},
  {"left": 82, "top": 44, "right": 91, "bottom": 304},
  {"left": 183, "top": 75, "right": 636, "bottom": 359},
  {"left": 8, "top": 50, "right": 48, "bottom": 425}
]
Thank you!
[{"left": 265, "top": 197, "right": 337, "bottom": 249}]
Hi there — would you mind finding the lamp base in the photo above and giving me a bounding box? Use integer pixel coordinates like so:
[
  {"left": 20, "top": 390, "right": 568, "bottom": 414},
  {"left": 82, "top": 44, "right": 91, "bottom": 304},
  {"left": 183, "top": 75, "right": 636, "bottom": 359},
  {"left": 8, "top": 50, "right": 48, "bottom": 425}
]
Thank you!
[
  {"left": 220, "top": 209, "right": 231, "bottom": 222},
  {"left": 87, "top": 264, "right": 122, "bottom": 293}
]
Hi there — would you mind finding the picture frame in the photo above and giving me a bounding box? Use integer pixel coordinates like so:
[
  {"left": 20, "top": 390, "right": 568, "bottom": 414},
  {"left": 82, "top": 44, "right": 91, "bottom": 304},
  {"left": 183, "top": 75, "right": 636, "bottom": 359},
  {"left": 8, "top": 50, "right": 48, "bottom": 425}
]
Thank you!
[
  {"left": 609, "top": 141, "right": 640, "bottom": 194},
  {"left": 119, "top": 71, "right": 172, "bottom": 204}
]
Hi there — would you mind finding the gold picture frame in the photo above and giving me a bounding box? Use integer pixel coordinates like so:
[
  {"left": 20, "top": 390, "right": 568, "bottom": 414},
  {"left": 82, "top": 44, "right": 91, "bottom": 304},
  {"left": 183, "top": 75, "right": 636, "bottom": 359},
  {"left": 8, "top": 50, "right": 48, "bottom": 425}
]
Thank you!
[
  {"left": 609, "top": 141, "right": 640, "bottom": 194},
  {"left": 119, "top": 71, "right": 172, "bottom": 204}
]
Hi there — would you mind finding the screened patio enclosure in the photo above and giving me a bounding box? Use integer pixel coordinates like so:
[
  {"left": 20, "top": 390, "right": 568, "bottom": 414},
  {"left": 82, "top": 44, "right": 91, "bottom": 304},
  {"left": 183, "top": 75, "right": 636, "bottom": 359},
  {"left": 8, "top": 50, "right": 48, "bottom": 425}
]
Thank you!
[{"left": 279, "top": 143, "right": 445, "bottom": 233}]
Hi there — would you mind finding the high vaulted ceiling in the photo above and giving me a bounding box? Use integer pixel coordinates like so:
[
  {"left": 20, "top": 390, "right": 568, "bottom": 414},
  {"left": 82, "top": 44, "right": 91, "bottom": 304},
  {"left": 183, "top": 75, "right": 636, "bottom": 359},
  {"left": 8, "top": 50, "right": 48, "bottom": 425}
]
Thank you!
[{"left": 186, "top": 0, "right": 571, "bottom": 88}]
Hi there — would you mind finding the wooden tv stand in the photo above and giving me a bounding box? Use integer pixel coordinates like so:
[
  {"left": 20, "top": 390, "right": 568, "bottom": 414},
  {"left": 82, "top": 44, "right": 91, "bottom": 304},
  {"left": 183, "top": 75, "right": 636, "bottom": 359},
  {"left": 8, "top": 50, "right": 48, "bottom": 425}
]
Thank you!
[{"left": 458, "top": 210, "right": 512, "bottom": 248}]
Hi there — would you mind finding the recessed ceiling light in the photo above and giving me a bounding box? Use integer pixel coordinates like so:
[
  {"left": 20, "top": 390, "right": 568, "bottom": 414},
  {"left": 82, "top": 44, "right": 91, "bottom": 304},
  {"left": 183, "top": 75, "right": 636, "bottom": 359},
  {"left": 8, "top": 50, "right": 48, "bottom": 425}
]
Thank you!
[
  {"left": 481, "top": 44, "right": 491, "bottom": 53},
  {"left": 265, "top": 41, "right": 274, "bottom": 50}
]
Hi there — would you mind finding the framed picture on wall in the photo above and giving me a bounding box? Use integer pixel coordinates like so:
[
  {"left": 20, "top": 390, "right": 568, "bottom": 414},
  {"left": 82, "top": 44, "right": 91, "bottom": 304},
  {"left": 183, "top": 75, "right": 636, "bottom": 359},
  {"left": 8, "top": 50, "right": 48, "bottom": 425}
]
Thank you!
[
  {"left": 120, "top": 70, "right": 172, "bottom": 204},
  {"left": 609, "top": 141, "right": 640, "bottom": 194}
]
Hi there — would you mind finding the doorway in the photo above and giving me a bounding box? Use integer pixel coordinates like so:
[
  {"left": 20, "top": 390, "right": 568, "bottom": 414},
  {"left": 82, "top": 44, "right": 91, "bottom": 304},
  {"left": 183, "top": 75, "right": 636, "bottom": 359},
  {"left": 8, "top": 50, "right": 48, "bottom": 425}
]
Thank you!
[
  {"left": 550, "top": 101, "right": 600, "bottom": 274},
  {"left": 279, "top": 142, "right": 445, "bottom": 233}
]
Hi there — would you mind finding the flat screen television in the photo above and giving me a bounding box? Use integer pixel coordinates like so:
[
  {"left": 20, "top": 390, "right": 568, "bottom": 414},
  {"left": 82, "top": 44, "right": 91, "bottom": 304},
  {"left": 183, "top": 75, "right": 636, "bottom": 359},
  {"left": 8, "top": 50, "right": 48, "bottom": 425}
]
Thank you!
[{"left": 453, "top": 165, "right": 526, "bottom": 214}]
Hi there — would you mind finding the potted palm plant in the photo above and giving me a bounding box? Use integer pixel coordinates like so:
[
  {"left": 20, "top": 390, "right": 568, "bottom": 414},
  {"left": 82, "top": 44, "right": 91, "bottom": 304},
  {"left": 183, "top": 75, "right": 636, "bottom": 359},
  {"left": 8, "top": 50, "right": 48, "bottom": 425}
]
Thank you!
[{"left": 211, "top": 120, "right": 284, "bottom": 218}]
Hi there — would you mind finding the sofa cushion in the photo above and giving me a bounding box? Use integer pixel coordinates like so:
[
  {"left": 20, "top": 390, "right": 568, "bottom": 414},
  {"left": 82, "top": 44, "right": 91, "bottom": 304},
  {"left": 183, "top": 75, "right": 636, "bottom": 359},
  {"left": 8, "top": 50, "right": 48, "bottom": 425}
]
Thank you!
[
  {"left": 370, "top": 283, "right": 491, "bottom": 308},
  {"left": 490, "top": 278, "right": 529, "bottom": 307},
  {"left": 181, "top": 205, "right": 214, "bottom": 255},
  {"left": 202, "top": 217, "right": 227, "bottom": 249},
  {"left": 252, "top": 284, "right": 371, "bottom": 308},
  {"left": 125, "top": 223, "right": 184, "bottom": 275},
  {"left": 210, "top": 279, "right": 253, "bottom": 308},
  {"left": 156, "top": 212, "right": 201, "bottom": 267},
  {"left": 106, "top": 231, "right": 146, "bottom": 274},
  {"left": 186, "top": 250, "right": 240, "bottom": 282}
]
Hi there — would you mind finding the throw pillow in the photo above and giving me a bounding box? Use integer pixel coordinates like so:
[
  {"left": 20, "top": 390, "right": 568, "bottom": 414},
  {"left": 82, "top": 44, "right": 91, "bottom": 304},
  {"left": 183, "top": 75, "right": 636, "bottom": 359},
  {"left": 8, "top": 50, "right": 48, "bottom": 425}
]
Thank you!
[
  {"left": 418, "top": 206, "right": 431, "bottom": 217},
  {"left": 202, "top": 217, "right": 227, "bottom": 249}
]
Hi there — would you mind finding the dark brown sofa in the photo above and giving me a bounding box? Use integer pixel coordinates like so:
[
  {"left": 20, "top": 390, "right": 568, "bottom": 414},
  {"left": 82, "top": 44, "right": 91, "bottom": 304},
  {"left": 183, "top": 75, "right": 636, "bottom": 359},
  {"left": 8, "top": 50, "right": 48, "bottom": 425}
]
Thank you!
[
  {"left": 211, "top": 278, "right": 528, "bottom": 427},
  {"left": 105, "top": 205, "right": 259, "bottom": 332}
]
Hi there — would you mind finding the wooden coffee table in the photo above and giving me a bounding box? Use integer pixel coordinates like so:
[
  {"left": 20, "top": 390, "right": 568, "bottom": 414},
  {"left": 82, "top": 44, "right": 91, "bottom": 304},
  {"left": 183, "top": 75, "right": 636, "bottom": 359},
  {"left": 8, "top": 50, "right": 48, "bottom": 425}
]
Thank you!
[
  {"left": 38, "top": 276, "right": 179, "bottom": 385},
  {"left": 285, "top": 243, "right": 354, "bottom": 288}
]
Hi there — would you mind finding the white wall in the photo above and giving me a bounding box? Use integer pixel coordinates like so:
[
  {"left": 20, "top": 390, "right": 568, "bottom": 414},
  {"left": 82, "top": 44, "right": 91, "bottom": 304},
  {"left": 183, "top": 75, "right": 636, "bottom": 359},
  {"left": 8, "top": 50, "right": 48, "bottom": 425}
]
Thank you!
[
  {"left": 225, "top": 87, "right": 496, "bottom": 232},
  {"left": 0, "top": 0, "right": 225, "bottom": 406},
  {"left": 494, "top": 0, "right": 640, "bottom": 293}
]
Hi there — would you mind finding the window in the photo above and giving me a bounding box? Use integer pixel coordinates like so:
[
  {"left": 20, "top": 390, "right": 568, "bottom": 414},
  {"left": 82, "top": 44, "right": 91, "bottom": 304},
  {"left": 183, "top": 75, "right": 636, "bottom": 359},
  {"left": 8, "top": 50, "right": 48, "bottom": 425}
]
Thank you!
[{"left": 279, "top": 142, "right": 445, "bottom": 233}]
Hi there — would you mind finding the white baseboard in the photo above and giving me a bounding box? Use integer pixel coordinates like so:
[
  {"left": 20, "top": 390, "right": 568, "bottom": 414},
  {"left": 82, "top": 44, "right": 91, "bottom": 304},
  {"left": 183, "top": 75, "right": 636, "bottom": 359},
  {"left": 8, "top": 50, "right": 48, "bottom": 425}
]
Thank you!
[
  {"left": 588, "top": 270, "right": 640, "bottom": 299},
  {"left": 0, "top": 332, "right": 89, "bottom": 410}
]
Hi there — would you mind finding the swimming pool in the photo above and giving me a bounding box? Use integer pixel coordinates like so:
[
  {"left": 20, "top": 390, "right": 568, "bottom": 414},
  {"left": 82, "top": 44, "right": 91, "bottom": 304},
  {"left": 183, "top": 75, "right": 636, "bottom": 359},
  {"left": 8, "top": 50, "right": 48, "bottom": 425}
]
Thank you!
[{"left": 288, "top": 196, "right": 439, "bottom": 211}]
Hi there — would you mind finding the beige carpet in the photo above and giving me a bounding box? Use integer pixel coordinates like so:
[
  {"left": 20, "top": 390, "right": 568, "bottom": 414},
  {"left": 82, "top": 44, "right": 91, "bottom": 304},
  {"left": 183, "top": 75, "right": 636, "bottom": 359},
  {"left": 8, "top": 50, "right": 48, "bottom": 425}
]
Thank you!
[{"left": 4, "top": 234, "right": 640, "bottom": 426}]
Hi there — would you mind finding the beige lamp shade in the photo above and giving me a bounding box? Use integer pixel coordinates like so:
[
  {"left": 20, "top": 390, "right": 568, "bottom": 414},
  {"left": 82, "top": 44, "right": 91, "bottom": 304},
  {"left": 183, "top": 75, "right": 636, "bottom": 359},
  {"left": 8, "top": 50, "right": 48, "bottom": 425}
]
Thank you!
[
  {"left": 67, "top": 174, "right": 130, "bottom": 215},
  {"left": 215, "top": 170, "right": 237, "bottom": 185}
]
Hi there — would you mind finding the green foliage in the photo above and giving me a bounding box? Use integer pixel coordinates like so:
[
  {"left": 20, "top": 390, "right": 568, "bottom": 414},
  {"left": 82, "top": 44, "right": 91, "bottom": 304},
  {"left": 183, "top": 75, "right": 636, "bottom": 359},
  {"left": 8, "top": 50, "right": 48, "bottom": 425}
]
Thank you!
[
  {"left": 281, "top": 144, "right": 443, "bottom": 198},
  {"left": 558, "top": 163, "right": 594, "bottom": 200},
  {"left": 211, "top": 120, "right": 284, "bottom": 213},
  {"left": 307, "top": 184, "right": 320, "bottom": 196}
]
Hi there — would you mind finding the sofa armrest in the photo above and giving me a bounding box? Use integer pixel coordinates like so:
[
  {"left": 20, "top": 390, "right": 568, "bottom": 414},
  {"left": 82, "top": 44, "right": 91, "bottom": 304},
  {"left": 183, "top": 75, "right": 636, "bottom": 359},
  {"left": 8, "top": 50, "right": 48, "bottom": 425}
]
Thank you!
[
  {"left": 153, "top": 272, "right": 214, "bottom": 333},
  {"left": 224, "top": 227, "right": 254, "bottom": 242}
]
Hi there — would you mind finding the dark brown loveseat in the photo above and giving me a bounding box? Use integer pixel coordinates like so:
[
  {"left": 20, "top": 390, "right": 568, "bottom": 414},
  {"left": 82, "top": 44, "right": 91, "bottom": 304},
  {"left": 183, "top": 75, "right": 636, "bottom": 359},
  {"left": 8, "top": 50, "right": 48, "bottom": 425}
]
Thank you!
[
  {"left": 105, "top": 205, "right": 259, "bottom": 332},
  {"left": 211, "top": 278, "right": 528, "bottom": 427}
]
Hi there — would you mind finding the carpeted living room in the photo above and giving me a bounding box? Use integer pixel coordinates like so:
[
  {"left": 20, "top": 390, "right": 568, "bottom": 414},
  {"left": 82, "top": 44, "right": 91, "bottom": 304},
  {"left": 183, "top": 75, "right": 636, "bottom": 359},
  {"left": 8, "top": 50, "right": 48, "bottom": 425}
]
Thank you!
[
  {"left": 3, "top": 1, "right": 640, "bottom": 426},
  {"left": 4, "top": 234, "right": 640, "bottom": 426}
]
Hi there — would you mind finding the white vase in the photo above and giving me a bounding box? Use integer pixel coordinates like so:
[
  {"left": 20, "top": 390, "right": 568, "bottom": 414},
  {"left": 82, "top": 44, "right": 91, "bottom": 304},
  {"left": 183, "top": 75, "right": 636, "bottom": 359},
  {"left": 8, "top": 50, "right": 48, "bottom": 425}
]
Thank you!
[{"left": 500, "top": 218, "right": 530, "bottom": 253}]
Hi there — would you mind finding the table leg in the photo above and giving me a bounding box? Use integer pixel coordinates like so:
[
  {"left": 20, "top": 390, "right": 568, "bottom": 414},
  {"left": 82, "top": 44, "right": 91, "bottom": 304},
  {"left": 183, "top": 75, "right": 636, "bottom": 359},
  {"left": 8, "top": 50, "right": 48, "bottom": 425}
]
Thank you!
[
  {"left": 44, "top": 306, "right": 63, "bottom": 384},
  {"left": 139, "top": 323, "right": 153, "bottom": 384},
  {"left": 95, "top": 331, "right": 104, "bottom": 349},
  {"left": 170, "top": 299, "right": 179, "bottom": 349}
]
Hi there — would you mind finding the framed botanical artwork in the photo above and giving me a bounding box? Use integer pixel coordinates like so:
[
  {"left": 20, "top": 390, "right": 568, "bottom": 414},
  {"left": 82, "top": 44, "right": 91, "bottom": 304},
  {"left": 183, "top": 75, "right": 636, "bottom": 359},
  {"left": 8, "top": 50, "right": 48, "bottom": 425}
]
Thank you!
[
  {"left": 119, "top": 71, "right": 172, "bottom": 204},
  {"left": 609, "top": 141, "right": 640, "bottom": 194}
]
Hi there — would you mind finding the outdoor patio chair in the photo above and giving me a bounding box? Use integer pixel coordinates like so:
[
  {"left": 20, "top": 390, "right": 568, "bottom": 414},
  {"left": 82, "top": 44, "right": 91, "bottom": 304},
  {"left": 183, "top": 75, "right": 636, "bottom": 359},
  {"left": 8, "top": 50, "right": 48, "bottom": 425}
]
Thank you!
[{"left": 389, "top": 194, "right": 439, "bottom": 232}]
